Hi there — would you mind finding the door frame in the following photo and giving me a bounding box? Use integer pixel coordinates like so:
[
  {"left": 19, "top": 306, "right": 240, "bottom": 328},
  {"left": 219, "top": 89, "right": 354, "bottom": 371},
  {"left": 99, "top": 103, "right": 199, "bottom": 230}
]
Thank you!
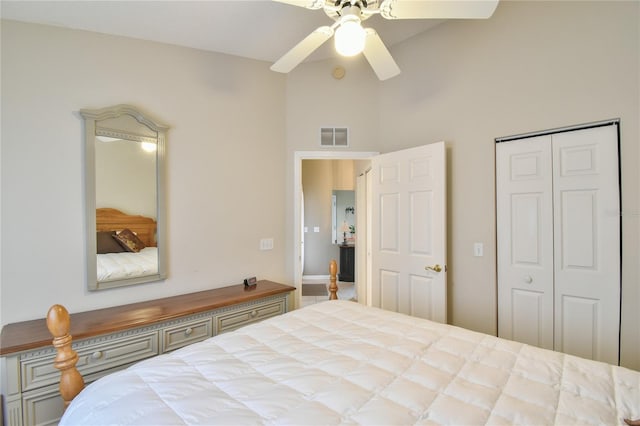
[{"left": 293, "top": 151, "right": 378, "bottom": 309}]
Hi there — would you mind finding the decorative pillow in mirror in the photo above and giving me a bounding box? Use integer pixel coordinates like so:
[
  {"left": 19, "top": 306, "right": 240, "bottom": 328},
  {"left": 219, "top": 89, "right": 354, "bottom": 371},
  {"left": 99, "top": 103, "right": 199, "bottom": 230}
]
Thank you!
[
  {"left": 113, "top": 229, "right": 146, "bottom": 253},
  {"left": 97, "top": 231, "right": 126, "bottom": 254}
]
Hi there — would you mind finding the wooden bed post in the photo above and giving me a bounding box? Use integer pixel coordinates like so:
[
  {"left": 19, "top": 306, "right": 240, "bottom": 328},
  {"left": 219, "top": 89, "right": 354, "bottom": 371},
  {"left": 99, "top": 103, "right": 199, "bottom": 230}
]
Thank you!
[
  {"left": 329, "top": 259, "right": 338, "bottom": 300},
  {"left": 46, "top": 305, "right": 85, "bottom": 408}
]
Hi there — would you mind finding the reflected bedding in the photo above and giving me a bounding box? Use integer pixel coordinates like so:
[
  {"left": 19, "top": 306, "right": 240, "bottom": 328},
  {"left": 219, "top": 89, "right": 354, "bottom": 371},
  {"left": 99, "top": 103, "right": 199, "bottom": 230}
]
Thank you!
[{"left": 96, "top": 246, "right": 158, "bottom": 282}]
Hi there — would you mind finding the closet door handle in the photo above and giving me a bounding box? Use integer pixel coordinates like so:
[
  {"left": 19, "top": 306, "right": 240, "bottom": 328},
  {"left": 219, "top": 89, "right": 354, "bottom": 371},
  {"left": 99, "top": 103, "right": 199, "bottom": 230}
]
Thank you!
[{"left": 523, "top": 275, "right": 533, "bottom": 284}]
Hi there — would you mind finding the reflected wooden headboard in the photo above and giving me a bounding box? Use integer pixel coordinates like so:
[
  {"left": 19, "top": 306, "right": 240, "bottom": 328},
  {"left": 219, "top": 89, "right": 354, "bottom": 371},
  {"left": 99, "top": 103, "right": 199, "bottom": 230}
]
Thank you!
[{"left": 96, "top": 208, "right": 157, "bottom": 247}]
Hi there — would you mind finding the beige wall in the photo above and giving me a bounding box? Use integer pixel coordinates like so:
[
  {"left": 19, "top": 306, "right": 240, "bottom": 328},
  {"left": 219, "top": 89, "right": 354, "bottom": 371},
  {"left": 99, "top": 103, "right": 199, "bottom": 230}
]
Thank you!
[
  {"left": 285, "top": 1, "right": 639, "bottom": 369},
  {"left": 1, "top": 1, "right": 638, "bottom": 370},
  {"left": 380, "top": 0, "right": 639, "bottom": 369},
  {"left": 301, "top": 160, "right": 338, "bottom": 275},
  {"left": 0, "top": 20, "right": 287, "bottom": 323},
  {"left": 301, "top": 160, "right": 355, "bottom": 275}
]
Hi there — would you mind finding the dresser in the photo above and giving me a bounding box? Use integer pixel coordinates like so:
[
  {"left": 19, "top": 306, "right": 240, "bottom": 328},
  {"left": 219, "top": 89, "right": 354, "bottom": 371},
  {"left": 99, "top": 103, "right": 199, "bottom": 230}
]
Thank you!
[{"left": 0, "top": 281, "right": 295, "bottom": 426}]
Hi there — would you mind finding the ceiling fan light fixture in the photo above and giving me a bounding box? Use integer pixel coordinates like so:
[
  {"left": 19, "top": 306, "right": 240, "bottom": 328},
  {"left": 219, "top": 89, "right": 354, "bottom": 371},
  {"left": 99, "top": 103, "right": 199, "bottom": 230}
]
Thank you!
[
  {"left": 334, "top": 19, "right": 366, "bottom": 57},
  {"left": 273, "top": 0, "right": 499, "bottom": 79}
]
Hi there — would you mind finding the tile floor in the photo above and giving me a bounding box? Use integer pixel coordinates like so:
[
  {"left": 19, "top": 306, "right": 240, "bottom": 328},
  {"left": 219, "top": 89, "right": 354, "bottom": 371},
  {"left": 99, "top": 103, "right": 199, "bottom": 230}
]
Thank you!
[{"left": 301, "top": 278, "right": 356, "bottom": 307}]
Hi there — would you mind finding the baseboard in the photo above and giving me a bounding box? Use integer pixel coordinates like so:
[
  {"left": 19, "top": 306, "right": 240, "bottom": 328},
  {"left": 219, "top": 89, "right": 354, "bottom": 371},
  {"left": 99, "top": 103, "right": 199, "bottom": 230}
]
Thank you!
[{"left": 302, "top": 275, "right": 330, "bottom": 281}]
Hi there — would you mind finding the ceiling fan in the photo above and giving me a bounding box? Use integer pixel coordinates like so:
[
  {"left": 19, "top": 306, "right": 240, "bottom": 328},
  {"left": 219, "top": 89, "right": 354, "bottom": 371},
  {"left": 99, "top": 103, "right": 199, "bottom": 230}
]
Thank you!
[{"left": 271, "top": 0, "right": 499, "bottom": 80}]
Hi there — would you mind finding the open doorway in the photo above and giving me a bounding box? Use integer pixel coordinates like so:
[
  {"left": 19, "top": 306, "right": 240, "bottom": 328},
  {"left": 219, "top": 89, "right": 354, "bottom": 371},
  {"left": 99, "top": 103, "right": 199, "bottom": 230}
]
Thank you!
[
  {"left": 293, "top": 151, "right": 377, "bottom": 310},
  {"left": 300, "top": 160, "right": 355, "bottom": 306},
  {"left": 293, "top": 143, "right": 447, "bottom": 321}
]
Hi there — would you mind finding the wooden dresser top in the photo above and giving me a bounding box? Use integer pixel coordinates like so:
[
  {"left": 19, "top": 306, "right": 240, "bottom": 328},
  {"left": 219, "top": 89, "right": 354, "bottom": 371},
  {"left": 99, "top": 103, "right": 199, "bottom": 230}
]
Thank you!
[{"left": 0, "top": 281, "right": 295, "bottom": 355}]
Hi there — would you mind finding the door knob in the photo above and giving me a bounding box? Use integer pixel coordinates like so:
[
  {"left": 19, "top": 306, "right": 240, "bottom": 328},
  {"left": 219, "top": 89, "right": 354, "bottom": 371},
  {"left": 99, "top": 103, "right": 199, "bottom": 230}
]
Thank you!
[{"left": 425, "top": 264, "right": 445, "bottom": 273}]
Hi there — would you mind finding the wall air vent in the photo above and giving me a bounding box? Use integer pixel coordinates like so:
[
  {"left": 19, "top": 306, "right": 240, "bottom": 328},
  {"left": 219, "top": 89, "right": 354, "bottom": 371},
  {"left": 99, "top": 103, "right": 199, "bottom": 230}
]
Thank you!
[{"left": 320, "top": 127, "right": 349, "bottom": 147}]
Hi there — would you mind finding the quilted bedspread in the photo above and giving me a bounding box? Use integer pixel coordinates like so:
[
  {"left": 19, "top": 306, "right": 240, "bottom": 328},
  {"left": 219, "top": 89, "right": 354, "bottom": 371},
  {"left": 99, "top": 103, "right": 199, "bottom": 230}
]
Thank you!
[{"left": 61, "top": 300, "right": 639, "bottom": 425}]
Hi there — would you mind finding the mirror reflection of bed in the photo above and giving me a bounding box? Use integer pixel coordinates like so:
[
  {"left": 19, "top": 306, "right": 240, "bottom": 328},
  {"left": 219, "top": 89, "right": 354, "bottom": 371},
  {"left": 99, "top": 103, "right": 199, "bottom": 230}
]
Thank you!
[
  {"left": 96, "top": 208, "right": 158, "bottom": 283},
  {"left": 82, "top": 104, "right": 168, "bottom": 290}
]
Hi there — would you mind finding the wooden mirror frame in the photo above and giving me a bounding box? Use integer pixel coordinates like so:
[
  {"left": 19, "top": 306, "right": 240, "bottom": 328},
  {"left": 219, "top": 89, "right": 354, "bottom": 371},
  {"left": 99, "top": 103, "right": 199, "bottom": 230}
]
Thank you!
[{"left": 81, "top": 104, "right": 168, "bottom": 290}]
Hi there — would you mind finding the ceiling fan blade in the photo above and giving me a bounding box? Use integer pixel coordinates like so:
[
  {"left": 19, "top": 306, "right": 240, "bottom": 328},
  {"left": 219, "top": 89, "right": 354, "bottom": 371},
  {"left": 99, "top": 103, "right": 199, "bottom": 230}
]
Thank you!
[
  {"left": 362, "top": 28, "right": 400, "bottom": 81},
  {"left": 380, "top": 0, "right": 499, "bottom": 20},
  {"left": 271, "top": 26, "right": 334, "bottom": 73},
  {"left": 272, "top": 0, "right": 326, "bottom": 10}
]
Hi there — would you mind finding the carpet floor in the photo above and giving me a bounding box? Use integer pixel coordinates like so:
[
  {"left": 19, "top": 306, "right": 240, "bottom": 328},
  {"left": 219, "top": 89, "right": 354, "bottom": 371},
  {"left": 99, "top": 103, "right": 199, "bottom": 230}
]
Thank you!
[{"left": 301, "top": 283, "right": 328, "bottom": 296}]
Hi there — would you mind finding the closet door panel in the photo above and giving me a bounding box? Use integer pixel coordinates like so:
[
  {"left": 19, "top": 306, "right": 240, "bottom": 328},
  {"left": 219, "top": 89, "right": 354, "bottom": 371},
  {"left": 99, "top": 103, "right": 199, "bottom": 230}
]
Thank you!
[
  {"left": 560, "top": 190, "right": 596, "bottom": 269},
  {"left": 552, "top": 125, "right": 620, "bottom": 364},
  {"left": 559, "top": 295, "right": 599, "bottom": 360},
  {"left": 496, "top": 135, "right": 554, "bottom": 349},
  {"left": 511, "top": 289, "right": 545, "bottom": 347}
]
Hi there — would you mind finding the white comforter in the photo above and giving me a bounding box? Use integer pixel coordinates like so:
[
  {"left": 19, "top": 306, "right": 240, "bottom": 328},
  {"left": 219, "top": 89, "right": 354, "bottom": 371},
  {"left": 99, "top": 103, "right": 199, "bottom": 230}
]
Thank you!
[
  {"left": 96, "top": 247, "right": 158, "bottom": 282},
  {"left": 61, "top": 300, "right": 639, "bottom": 425}
]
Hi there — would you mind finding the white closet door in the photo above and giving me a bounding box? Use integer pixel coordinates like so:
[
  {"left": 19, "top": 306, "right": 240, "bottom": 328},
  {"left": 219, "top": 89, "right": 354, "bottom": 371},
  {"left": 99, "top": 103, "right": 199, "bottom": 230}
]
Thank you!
[
  {"left": 497, "top": 135, "right": 555, "bottom": 349},
  {"left": 497, "top": 124, "right": 620, "bottom": 364},
  {"left": 552, "top": 125, "right": 620, "bottom": 364}
]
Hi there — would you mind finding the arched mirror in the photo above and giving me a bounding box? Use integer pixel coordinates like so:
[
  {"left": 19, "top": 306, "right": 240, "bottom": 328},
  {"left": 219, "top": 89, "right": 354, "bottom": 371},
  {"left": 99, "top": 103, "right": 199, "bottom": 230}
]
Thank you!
[{"left": 81, "top": 105, "right": 168, "bottom": 290}]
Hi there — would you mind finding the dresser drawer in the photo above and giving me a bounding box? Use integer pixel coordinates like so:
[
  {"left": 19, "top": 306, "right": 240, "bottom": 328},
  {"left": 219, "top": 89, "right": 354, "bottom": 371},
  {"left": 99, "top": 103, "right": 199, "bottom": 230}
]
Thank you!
[
  {"left": 21, "top": 331, "right": 159, "bottom": 392},
  {"left": 21, "top": 384, "right": 64, "bottom": 426},
  {"left": 215, "top": 299, "right": 285, "bottom": 334},
  {"left": 162, "top": 318, "right": 212, "bottom": 353}
]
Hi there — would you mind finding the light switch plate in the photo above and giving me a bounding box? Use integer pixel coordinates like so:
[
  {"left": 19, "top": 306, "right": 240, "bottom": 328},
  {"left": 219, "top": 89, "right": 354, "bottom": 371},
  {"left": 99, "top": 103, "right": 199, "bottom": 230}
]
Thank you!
[
  {"left": 474, "top": 243, "right": 483, "bottom": 257},
  {"left": 260, "top": 238, "right": 274, "bottom": 250}
]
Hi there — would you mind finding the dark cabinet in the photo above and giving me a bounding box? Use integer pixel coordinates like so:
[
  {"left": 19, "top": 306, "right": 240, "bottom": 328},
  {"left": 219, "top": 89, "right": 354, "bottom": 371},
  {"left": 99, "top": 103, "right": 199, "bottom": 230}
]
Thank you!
[{"left": 339, "top": 245, "right": 355, "bottom": 282}]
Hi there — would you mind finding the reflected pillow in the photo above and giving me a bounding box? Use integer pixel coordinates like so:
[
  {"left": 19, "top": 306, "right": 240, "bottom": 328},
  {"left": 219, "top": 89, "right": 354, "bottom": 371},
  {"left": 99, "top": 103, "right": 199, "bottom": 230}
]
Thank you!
[
  {"left": 113, "top": 228, "right": 146, "bottom": 253},
  {"left": 97, "top": 231, "right": 126, "bottom": 254}
]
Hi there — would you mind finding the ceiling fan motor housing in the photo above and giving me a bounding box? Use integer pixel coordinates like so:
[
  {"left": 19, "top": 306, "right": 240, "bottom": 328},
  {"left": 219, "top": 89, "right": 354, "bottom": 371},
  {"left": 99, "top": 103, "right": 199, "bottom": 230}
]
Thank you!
[{"left": 325, "top": 0, "right": 378, "bottom": 21}]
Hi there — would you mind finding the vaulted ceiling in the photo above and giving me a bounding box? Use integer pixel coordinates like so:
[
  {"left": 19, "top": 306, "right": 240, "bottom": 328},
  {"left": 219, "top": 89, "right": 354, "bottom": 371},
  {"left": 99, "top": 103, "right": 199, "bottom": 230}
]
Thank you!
[{"left": 1, "top": 1, "right": 442, "bottom": 64}]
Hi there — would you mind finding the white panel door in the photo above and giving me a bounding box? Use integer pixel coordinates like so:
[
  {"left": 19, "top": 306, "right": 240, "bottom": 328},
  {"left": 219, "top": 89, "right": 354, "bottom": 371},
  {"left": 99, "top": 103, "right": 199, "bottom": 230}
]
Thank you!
[
  {"left": 497, "top": 135, "right": 555, "bottom": 349},
  {"left": 497, "top": 124, "right": 620, "bottom": 364},
  {"left": 552, "top": 125, "right": 620, "bottom": 364},
  {"left": 371, "top": 143, "right": 446, "bottom": 322}
]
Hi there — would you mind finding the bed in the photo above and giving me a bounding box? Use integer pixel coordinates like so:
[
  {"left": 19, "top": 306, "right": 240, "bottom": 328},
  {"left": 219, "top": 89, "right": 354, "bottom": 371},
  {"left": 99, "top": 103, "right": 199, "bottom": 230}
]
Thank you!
[
  {"left": 47, "top": 300, "right": 638, "bottom": 425},
  {"left": 96, "top": 208, "right": 158, "bottom": 282}
]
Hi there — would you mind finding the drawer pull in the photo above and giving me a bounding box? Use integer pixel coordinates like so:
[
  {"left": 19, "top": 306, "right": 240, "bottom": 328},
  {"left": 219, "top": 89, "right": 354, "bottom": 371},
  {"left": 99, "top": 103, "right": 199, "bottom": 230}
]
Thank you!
[
  {"left": 184, "top": 327, "right": 193, "bottom": 336},
  {"left": 91, "top": 351, "right": 103, "bottom": 360},
  {"left": 250, "top": 310, "right": 258, "bottom": 318}
]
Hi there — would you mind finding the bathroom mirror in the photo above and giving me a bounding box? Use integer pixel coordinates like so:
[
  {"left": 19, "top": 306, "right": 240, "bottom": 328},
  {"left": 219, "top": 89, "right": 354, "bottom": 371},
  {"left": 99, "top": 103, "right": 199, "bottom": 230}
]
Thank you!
[
  {"left": 331, "top": 190, "right": 355, "bottom": 245},
  {"left": 81, "top": 105, "right": 168, "bottom": 290}
]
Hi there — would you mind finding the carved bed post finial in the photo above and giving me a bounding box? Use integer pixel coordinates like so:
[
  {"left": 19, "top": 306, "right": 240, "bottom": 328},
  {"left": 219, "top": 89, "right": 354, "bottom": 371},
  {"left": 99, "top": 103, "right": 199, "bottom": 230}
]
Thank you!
[
  {"left": 46, "top": 304, "right": 85, "bottom": 408},
  {"left": 329, "top": 259, "right": 338, "bottom": 300}
]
